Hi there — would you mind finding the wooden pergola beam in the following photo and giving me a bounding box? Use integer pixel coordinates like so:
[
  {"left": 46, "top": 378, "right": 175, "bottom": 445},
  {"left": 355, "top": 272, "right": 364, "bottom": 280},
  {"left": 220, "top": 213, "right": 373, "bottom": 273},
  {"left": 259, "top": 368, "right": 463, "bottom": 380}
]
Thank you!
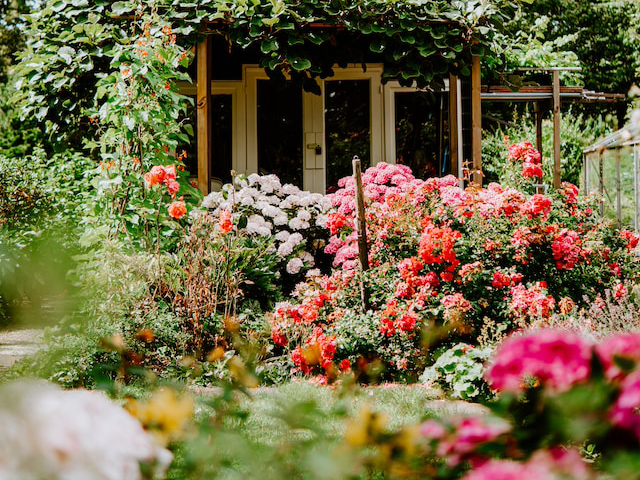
[
  {"left": 196, "top": 34, "right": 212, "bottom": 195},
  {"left": 471, "top": 55, "right": 482, "bottom": 185}
]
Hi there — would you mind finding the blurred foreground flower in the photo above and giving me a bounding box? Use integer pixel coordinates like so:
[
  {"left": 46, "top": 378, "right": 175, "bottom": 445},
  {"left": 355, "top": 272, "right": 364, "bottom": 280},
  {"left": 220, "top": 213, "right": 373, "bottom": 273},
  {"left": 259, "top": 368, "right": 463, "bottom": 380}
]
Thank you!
[
  {"left": 125, "top": 387, "right": 194, "bottom": 446},
  {"left": 0, "top": 380, "right": 172, "bottom": 480}
]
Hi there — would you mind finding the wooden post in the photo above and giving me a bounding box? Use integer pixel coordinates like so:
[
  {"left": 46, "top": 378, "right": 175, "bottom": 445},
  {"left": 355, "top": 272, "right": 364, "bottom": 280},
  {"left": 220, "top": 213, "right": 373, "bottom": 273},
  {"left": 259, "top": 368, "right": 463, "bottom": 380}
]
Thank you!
[
  {"left": 471, "top": 55, "right": 482, "bottom": 186},
  {"left": 552, "top": 70, "right": 561, "bottom": 189},
  {"left": 196, "top": 34, "right": 213, "bottom": 195},
  {"left": 534, "top": 101, "right": 543, "bottom": 158},
  {"left": 353, "top": 156, "right": 369, "bottom": 311},
  {"left": 634, "top": 145, "right": 640, "bottom": 232},
  {"left": 449, "top": 73, "right": 459, "bottom": 179}
]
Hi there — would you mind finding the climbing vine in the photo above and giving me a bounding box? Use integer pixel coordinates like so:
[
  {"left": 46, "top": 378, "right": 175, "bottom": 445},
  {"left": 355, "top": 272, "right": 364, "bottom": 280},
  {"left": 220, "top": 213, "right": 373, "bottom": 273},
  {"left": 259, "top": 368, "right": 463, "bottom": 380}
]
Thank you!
[{"left": 16, "top": 0, "right": 519, "bottom": 147}]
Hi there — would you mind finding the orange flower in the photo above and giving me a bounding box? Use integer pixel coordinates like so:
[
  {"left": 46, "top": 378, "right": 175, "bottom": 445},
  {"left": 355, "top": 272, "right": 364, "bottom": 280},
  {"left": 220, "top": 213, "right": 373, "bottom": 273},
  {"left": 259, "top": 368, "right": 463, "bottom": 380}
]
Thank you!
[
  {"left": 219, "top": 209, "right": 233, "bottom": 233},
  {"left": 144, "top": 165, "right": 166, "bottom": 186},
  {"left": 168, "top": 200, "right": 187, "bottom": 219}
]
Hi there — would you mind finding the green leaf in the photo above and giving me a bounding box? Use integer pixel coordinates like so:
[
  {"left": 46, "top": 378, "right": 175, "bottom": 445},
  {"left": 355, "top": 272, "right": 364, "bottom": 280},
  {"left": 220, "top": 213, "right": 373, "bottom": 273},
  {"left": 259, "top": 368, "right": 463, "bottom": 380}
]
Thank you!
[
  {"left": 111, "top": 2, "right": 132, "bottom": 15},
  {"left": 369, "top": 38, "right": 386, "bottom": 53},
  {"left": 288, "top": 55, "right": 311, "bottom": 71},
  {"left": 58, "top": 46, "right": 76, "bottom": 64},
  {"left": 260, "top": 38, "right": 279, "bottom": 53}
]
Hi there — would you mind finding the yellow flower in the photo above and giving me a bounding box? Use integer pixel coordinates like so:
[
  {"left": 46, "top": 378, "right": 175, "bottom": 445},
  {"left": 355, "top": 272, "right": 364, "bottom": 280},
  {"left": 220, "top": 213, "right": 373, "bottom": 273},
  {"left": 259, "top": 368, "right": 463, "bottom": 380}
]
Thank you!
[{"left": 126, "top": 387, "right": 193, "bottom": 446}]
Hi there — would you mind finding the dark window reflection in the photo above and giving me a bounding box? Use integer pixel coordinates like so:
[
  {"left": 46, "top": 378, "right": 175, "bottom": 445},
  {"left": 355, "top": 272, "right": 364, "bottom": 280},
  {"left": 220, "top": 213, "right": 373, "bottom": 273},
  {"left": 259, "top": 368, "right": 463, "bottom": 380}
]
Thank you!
[
  {"left": 257, "top": 80, "right": 303, "bottom": 186},
  {"left": 325, "top": 80, "right": 371, "bottom": 191}
]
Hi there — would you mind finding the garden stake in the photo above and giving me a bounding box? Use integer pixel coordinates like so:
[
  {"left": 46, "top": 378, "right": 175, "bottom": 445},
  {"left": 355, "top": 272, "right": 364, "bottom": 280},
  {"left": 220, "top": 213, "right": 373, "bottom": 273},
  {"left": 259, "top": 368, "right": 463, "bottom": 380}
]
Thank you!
[{"left": 352, "top": 155, "right": 370, "bottom": 311}]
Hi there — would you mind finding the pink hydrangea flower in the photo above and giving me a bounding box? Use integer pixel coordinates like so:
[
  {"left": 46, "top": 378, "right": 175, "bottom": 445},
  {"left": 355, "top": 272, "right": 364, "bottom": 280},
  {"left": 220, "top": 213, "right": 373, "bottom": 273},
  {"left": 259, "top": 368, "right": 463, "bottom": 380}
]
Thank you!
[
  {"left": 610, "top": 370, "right": 640, "bottom": 439},
  {"left": 461, "top": 459, "right": 553, "bottom": 480},
  {"left": 485, "top": 330, "right": 592, "bottom": 392},
  {"left": 596, "top": 332, "right": 640, "bottom": 380}
]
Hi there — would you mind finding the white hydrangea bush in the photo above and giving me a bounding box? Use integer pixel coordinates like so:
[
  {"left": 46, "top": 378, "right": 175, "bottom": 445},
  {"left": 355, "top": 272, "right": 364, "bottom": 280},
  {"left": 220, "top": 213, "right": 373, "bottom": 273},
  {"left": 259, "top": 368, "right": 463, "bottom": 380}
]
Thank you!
[
  {"left": 202, "top": 174, "right": 332, "bottom": 279},
  {"left": 0, "top": 380, "right": 172, "bottom": 480}
]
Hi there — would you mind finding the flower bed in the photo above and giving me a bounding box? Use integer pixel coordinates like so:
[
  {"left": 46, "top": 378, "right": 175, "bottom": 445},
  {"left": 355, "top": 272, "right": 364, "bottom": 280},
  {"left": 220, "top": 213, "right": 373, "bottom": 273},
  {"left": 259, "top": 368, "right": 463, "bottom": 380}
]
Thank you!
[{"left": 267, "top": 144, "right": 640, "bottom": 381}]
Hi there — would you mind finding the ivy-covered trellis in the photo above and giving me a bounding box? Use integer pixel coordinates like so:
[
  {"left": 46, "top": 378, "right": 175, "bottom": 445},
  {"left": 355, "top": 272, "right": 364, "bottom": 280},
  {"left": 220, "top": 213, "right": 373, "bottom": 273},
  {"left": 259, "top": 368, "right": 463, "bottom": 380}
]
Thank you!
[{"left": 16, "top": 0, "right": 521, "bottom": 187}]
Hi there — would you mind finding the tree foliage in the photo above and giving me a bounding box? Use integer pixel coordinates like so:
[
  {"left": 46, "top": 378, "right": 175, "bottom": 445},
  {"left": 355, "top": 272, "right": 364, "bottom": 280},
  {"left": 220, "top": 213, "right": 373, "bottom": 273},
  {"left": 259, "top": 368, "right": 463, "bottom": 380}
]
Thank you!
[
  {"left": 500, "top": 0, "right": 640, "bottom": 94},
  {"left": 14, "top": 0, "right": 519, "bottom": 149}
]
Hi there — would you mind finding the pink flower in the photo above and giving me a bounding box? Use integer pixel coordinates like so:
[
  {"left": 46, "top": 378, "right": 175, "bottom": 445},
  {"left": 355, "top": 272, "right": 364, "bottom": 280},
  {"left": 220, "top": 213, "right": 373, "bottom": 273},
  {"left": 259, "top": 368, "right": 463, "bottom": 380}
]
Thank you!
[
  {"left": 596, "top": 332, "right": 640, "bottom": 380},
  {"left": 461, "top": 459, "right": 553, "bottom": 480},
  {"left": 166, "top": 179, "right": 180, "bottom": 195},
  {"left": 520, "top": 194, "right": 552, "bottom": 218},
  {"left": 611, "top": 370, "right": 640, "bottom": 439},
  {"left": 552, "top": 229, "right": 583, "bottom": 270},
  {"left": 486, "top": 330, "right": 592, "bottom": 392},
  {"left": 423, "top": 416, "right": 511, "bottom": 466}
]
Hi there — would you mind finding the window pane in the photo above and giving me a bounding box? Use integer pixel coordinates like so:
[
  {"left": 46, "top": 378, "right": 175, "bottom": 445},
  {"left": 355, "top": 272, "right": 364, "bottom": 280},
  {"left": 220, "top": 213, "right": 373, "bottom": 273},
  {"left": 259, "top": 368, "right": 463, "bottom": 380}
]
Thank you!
[
  {"left": 257, "top": 80, "right": 303, "bottom": 186},
  {"left": 211, "top": 94, "right": 233, "bottom": 186},
  {"left": 395, "top": 91, "right": 446, "bottom": 178},
  {"left": 325, "top": 80, "right": 371, "bottom": 191}
]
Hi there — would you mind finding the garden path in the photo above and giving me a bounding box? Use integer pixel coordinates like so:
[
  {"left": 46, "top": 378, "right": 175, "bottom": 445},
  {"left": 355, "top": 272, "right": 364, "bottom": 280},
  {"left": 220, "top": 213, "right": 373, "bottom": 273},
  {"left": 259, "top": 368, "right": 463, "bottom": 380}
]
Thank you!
[{"left": 0, "top": 328, "right": 43, "bottom": 371}]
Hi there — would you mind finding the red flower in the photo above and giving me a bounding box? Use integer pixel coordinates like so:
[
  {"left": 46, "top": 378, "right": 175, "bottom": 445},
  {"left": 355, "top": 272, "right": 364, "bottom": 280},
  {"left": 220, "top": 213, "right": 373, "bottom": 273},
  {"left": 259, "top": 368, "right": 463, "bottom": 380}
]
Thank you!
[
  {"left": 339, "top": 358, "right": 351, "bottom": 371},
  {"left": 219, "top": 209, "right": 233, "bottom": 233}
]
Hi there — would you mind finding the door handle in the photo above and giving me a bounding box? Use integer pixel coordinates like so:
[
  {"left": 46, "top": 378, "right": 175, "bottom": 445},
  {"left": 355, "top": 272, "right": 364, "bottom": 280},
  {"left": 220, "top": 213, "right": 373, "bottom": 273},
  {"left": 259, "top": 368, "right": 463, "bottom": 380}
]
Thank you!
[{"left": 306, "top": 143, "right": 322, "bottom": 155}]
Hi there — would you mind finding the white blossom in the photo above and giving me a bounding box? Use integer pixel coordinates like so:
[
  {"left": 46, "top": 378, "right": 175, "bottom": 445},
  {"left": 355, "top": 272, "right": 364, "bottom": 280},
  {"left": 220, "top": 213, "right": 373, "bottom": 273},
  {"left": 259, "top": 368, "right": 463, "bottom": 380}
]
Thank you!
[
  {"left": 274, "top": 230, "right": 291, "bottom": 243},
  {"left": 0, "top": 380, "right": 171, "bottom": 480},
  {"left": 282, "top": 184, "right": 300, "bottom": 195},
  {"left": 286, "top": 257, "right": 304, "bottom": 274},
  {"left": 277, "top": 242, "right": 294, "bottom": 257},
  {"left": 289, "top": 217, "right": 310, "bottom": 231}
]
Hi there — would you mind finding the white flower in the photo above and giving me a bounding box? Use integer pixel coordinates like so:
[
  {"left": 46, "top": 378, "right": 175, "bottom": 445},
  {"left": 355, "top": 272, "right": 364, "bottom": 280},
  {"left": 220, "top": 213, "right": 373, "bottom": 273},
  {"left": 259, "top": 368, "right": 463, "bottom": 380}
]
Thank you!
[
  {"left": 296, "top": 210, "right": 312, "bottom": 222},
  {"left": 277, "top": 242, "right": 294, "bottom": 258},
  {"left": 261, "top": 205, "right": 282, "bottom": 218},
  {"left": 240, "top": 196, "right": 255, "bottom": 206},
  {"left": 0, "top": 380, "right": 171, "bottom": 480},
  {"left": 289, "top": 218, "right": 310, "bottom": 231},
  {"left": 247, "top": 173, "right": 261, "bottom": 185},
  {"left": 286, "top": 257, "right": 304, "bottom": 274},
  {"left": 298, "top": 251, "right": 314, "bottom": 264},
  {"left": 273, "top": 214, "right": 289, "bottom": 226},
  {"left": 306, "top": 268, "right": 321, "bottom": 278},
  {"left": 288, "top": 233, "right": 304, "bottom": 246},
  {"left": 201, "top": 191, "right": 224, "bottom": 209},
  {"left": 315, "top": 214, "right": 328, "bottom": 228},
  {"left": 282, "top": 184, "right": 300, "bottom": 195},
  {"left": 274, "top": 231, "right": 291, "bottom": 243},
  {"left": 245, "top": 214, "right": 272, "bottom": 236}
]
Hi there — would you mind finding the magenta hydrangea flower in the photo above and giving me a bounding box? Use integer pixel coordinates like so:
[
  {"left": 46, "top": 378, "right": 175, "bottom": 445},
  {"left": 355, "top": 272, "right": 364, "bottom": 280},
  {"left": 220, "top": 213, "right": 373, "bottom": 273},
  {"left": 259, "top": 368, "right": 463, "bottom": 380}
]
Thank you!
[
  {"left": 485, "top": 330, "right": 592, "bottom": 392},
  {"left": 460, "top": 459, "right": 552, "bottom": 480},
  {"left": 596, "top": 332, "right": 640, "bottom": 380},
  {"left": 611, "top": 370, "right": 640, "bottom": 438}
]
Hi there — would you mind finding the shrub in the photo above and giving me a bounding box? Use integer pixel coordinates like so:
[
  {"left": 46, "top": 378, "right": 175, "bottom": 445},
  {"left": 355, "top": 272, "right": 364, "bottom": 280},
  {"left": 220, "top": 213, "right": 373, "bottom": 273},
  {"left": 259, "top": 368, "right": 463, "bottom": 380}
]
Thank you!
[
  {"left": 268, "top": 154, "right": 640, "bottom": 382},
  {"left": 421, "top": 343, "right": 493, "bottom": 400},
  {"left": 201, "top": 173, "right": 333, "bottom": 292}
]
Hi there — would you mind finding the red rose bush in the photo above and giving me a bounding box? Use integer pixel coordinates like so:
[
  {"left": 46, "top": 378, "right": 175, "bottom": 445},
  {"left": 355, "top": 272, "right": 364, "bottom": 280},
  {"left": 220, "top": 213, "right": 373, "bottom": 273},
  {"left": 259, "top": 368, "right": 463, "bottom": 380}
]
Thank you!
[{"left": 268, "top": 144, "right": 640, "bottom": 381}]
